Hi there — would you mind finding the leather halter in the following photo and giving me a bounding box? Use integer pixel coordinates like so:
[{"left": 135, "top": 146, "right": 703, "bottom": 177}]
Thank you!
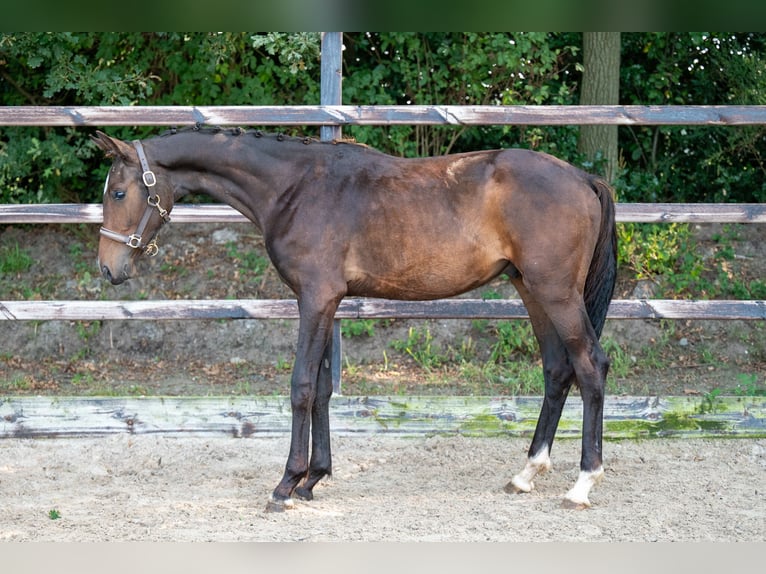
[{"left": 99, "top": 140, "right": 170, "bottom": 256}]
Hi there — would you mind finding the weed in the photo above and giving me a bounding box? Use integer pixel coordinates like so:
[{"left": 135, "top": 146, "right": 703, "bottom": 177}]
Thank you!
[
  {"left": 68, "top": 242, "right": 93, "bottom": 276},
  {"left": 85, "top": 383, "right": 149, "bottom": 396},
  {"left": 746, "top": 279, "right": 766, "bottom": 299},
  {"left": 489, "top": 320, "right": 537, "bottom": 363},
  {"left": 450, "top": 336, "right": 478, "bottom": 363},
  {"left": 235, "top": 380, "right": 252, "bottom": 394},
  {"left": 341, "top": 319, "right": 377, "bottom": 338},
  {"left": 71, "top": 372, "right": 95, "bottom": 388},
  {"left": 0, "top": 243, "right": 33, "bottom": 274},
  {"left": 618, "top": 222, "right": 716, "bottom": 297},
  {"left": 618, "top": 222, "right": 691, "bottom": 279},
  {"left": 226, "top": 242, "right": 269, "bottom": 280},
  {"left": 0, "top": 375, "right": 32, "bottom": 392},
  {"left": 730, "top": 373, "right": 766, "bottom": 396},
  {"left": 275, "top": 357, "right": 292, "bottom": 372},
  {"left": 481, "top": 290, "right": 503, "bottom": 300},
  {"left": 600, "top": 336, "right": 633, "bottom": 380},
  {"left": 453, "top": 358, "right": 540, "bottom": 394},
  {"left": 48, "top": 509, "right": 61, "bottom": 520},
  {"left": 698, "top": 388, "right": 723, "bottom": 414},
  {"left": 343, "top": 357, "right": 361, "bottom": 378},
  {"left": 391, "top": 327, "right": 445, "bottom": 371}
]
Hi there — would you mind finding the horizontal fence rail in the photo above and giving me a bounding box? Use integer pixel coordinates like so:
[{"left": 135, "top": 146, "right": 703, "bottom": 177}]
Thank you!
[
  {"left": 3, "top": 104, "right": 766, "bottom": 127},
  {"left": 2, "top": 299, "right": 766, "bottom": 322},
  {"left": 3, "top": 202, "right": 766, "bottom": 224},
  {"left": 3, "top": 395, "right": 765, "bottom": 439}
]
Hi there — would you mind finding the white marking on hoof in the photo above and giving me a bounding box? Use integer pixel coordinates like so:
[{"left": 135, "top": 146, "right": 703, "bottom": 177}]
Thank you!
[
  {"left": 265, "top": 495, "right": 295, "bottom": 512},
  {"left": 563, "top": 467, "right": 604, "bottom": 508},
  {"left": 510, "top": 447, "right": 551, "bottom": 493}
]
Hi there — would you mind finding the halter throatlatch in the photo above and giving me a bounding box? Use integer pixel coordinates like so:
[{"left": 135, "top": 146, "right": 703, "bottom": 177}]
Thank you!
[{"left": 99, "top": 140, "right": 170, "bottom": 256}]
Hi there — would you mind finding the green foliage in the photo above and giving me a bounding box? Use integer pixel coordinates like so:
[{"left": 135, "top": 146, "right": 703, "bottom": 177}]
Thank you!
[
  {"left": 618, "top": 221, "right": 719, "bottom": 298},
  {"left": 341, "top": 319, "right": 378, "bottom": 338},
  {"left": 730, "top": 374, "right": 766, "bottom": 397},
  {"left": 2, "top": 31, "right": 765, "bottom": 208},
  {"left": 342, "top": 32, "right": 581, "bottom": 157},
  {"left": 391, "top": 327, "right": 446, "bottom": 371},
  {"left": 618, "top": 221, "right": 766, "bottom": 300},
  {"left": 619, "top": 33, "right": 766, "bottom": 202},
  {"left": 225, "top": 242, "right": 269, "bottom": 281},
  {"left": 0, "top": 243, "right": 33, "bottom": 273},
  {"left": 489, "top": 320, "right": 538, "bottom": 363},
  {"left": 0, "top": 32, "right": 322, "bottom": 204},
  {"left": 618, "top": 222, "right": 696, "bottom": 279}
]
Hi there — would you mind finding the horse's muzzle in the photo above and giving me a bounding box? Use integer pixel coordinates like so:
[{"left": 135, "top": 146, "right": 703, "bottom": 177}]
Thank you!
[{"left": 99, "top": 261, "right": 130, "bottom": 285}]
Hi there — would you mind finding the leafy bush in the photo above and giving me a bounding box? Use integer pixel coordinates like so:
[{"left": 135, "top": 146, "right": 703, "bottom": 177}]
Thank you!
[{"left": 0, "top": 32, "right": 322, "bottom": 204}]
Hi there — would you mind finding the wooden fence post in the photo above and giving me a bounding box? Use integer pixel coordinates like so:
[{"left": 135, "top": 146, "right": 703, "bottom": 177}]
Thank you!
[{"left": 320, "top": 32, "right": 344, "bottom": 394}]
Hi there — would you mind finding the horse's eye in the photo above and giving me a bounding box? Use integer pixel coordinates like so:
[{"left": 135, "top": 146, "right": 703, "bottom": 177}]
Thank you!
[{"left": 113, "top": 190, "right": 126, "bottom": 200}]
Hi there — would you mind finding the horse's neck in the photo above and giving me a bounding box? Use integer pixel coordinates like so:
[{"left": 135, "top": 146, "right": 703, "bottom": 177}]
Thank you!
[{"left": 156, "top": 135, "right": 300, "bottom": 231}]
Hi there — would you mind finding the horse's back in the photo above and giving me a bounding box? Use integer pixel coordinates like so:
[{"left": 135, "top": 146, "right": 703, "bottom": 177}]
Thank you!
[{"left": 337, "top": 147, "right": 602, "bottom": 300}]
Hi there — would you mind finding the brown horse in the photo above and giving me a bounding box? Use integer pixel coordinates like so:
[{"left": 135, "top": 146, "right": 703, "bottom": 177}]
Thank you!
[{"left": 93, "top": 127, "right": 617, "bottom": 511}]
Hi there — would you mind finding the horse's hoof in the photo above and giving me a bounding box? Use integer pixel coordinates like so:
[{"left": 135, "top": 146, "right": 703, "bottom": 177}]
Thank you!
[
  {"left": 505, "top": 475, "right": 533, "bottom": 494},
  {"left": 264, "top": 496, "right": 295, "bottom": 513},
  {"left": 560, "top": 497, "right": 591, "bottom": 510},
  {"left": 294, "top": 486, "right": 313, "bottom": 501},
  {"left": 560, "top": 468, "right": 602, "bottom": 510}
]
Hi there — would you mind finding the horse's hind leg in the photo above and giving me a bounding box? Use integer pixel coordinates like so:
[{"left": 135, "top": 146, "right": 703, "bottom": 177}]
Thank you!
[
  {"left": 506, "top": 294, "right": 576, "bottom": 494},
  {"left": 549, "top": 303, "right": 609, "bottom": 508},
  {"left": 508, "top": 282, "right": 609, "bottom": 508},
  {"left": 294, "top": 337, "right": 335, "bottom": 501}
]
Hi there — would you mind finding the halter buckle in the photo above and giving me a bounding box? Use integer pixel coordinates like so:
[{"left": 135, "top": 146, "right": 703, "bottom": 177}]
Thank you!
[
  {"left": 127, "top": 234, "right": 143, "bottom": 249},
  {"left": 142, "top": 170, "right": 157, "bottom": 187}
]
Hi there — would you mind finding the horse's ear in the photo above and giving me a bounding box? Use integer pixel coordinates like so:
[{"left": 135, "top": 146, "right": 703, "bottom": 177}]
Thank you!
[{"left": 91, "top": 130, "right": 134, "bottom": 160}]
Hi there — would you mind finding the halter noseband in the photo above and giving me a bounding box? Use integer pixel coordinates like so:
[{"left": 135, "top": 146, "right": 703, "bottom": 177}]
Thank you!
[{"left": 100, "top": 140, "right": 170, "bottom": 257}]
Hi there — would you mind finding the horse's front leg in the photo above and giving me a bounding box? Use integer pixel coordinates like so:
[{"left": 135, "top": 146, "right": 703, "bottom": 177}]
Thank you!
[
  {"left": 266, "top": 295, "right": 340, "bottom": 512},
  {"left": 293, "top": 337, "right": 334, "bottom": 501}
]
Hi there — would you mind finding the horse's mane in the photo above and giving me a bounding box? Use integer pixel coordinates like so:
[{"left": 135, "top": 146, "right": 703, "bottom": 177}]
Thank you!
[{"left": 157, "top": 125, "right": 367, "bottom": 149}]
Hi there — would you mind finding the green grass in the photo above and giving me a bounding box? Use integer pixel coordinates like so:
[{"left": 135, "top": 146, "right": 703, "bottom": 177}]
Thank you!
[
  {"left": 225, "top": 242, "right": 269, "bottom": 281},
  {"left": 391, "top": 327, "right": 446, "bottom": 372},
  {"left": 341, "top": 319, "right": 378, "bottom": 338},
  {"left": 0, "top": 243, "right": 33, "bottom": 274},
  {"left": 0, "top": 375, "right": 33, "bottom": 392}
]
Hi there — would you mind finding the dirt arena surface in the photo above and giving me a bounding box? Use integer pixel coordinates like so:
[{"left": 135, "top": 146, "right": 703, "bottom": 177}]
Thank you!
[{"left": 0, "top": 433, "right": 763, "bottom": 542}]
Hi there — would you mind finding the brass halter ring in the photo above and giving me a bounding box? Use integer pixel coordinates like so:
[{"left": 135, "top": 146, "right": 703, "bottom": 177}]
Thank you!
[{"left": 99, "top": 140, "right": 170, "bottom": 256}]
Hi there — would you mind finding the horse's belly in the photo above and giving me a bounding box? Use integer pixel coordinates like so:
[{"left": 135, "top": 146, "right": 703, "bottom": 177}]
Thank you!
[{"left": 346, "top": 257, "right": 507, "bottom": 300}]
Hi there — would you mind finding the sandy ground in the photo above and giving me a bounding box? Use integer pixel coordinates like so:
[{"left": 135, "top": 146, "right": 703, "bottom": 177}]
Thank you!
[{"left": 0, "top": 433, "right": 763, "bottom": 542}]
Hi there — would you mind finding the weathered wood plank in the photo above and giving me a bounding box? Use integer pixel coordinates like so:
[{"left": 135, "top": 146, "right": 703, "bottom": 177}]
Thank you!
[
  {"left": 0, "top": 299, "right": 301, "bottom": 320},
  {"left": 1, "top": 298, "right": 765, "bottom": 321},
  {"left": 617, "top": 203, "right": 766, "bottom": 223},
  {"left": 1, "top": 395, "right": 763, "bottom": 439},
  {"left": 2, "top": 105, "right": 766, "bottom": 127},
  {"left": 3, "top": 202, "right": 766, "bottom": 224}
]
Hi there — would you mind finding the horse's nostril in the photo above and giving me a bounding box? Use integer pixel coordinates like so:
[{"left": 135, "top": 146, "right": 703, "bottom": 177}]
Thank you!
[{"left": 101, "top": 265, "right": 113, "bottom": 282}]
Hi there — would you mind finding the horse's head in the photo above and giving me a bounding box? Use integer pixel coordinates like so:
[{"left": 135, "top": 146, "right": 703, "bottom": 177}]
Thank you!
[{"left": 92, "top": 131, "right": 173, "bottom": 285}]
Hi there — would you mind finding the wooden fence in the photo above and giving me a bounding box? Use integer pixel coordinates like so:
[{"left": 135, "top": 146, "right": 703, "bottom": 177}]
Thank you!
[
  {"left": 1, "top": 35, "right": 765, "bottom": 437},
  {"left": 3, "top": 104, "right": 766, "bottom": 328},
  {"left": 2, "top": 104, "right": 766, "bottom": 399}
]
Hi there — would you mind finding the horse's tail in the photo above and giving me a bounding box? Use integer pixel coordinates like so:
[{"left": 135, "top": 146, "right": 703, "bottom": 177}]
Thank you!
[{"left": 584, "top": 177, "right": 618, "bottom": 339}]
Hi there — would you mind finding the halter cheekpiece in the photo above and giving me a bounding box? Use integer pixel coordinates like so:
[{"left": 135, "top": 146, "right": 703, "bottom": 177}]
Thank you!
[{"left": 99, "top": 140, "right": 170, "bottom": 256}]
